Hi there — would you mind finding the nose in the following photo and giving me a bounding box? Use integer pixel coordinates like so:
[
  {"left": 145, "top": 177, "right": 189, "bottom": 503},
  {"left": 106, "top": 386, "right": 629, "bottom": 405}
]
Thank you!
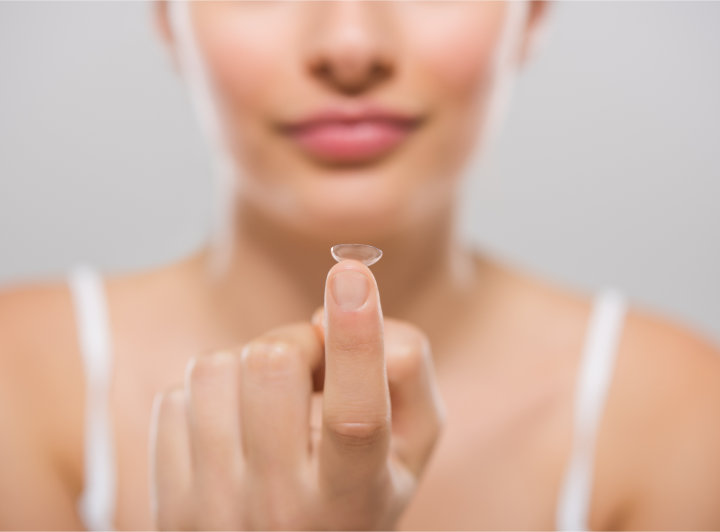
[{"left": 305, "top": 1, "right": 395, "bottom": 96}]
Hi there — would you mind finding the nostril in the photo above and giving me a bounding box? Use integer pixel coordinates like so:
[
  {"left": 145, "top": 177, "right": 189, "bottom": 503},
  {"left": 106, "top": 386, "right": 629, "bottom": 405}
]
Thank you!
[
  {"left": 303, "top": 1, "right": 396, "bottom": 96},
  {"left": 311, "top": 57, "right": 393, "bottom": 96},
  {"left": 370, "top": 61, "right": 392, "bottom": 84}
]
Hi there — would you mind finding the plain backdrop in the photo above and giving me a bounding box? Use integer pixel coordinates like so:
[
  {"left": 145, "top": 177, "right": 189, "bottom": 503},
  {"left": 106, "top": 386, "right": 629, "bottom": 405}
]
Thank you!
[{"left": 0, "top": 2, "right": 718, "bottom": 343}]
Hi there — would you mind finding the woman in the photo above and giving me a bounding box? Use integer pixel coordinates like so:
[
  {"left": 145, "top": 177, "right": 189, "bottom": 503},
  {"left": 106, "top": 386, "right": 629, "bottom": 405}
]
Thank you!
[{"left": 0, "top": 2, "right": 719, "bottom": 530}]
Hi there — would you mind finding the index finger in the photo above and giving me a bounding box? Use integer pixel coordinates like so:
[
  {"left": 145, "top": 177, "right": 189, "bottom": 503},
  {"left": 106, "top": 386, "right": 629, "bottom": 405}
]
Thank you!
[{"left": 320, "top": 260, "right": 390, "bottom": 494}]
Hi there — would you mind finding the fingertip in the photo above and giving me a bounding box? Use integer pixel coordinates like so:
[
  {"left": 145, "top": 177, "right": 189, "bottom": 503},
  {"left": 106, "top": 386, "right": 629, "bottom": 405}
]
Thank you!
[
  {"left": 327, "top": 258, "right": 365, "bottom": 273},
  {"left": 323, "top": 260, "right": 384, "bottom": 354},
  {"left": 326, "top": 259, "right": 377, "bottom": 285},
  {"left": 326, "top": 260, "right": 380, "bottom": 316}
]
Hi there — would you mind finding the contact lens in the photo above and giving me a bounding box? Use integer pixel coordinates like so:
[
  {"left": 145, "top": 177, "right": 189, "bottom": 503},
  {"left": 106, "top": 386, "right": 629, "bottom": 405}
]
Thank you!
[{"left": 331, "top": 244, "right": 383, "bottom": 267}]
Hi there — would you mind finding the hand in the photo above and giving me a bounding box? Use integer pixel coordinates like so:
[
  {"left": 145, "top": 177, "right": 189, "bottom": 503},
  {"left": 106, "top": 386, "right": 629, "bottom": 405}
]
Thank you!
[{"left": 151, "top": 259, "right": 445, "bottom": 530}]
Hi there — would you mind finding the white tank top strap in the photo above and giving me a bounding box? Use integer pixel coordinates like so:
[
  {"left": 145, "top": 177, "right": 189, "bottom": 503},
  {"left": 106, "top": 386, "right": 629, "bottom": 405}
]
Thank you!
[
  {"left": 556, "top": 289, "right": 627, "bottom": 531},
  {"left": 69, "top": 266, "right": 116, "bottom": 531}
]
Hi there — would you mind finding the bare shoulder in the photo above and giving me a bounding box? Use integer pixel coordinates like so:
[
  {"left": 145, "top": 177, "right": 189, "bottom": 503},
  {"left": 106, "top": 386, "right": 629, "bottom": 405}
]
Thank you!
[
  {"left": 598, "top": 306, "right": 720, "bottom": 529},
  {"left": 618, "top": 307, "right": 720, "bottom": 462},
  {"left": 501, "top": 266, "right": 720, "bottom": 529},
  {"left": 620, "top": 308, "right": 720, "bottom": 406},
  {"left": 0, "top": 279, "right": 84, "bottom": 418},
  {"left": 0, "top": 280, "right": 83, "bottom": 473},
  {"left": 0, "top": 280, "right": 85, "bottom": 528},
  {"left": 485, "top": 261, "right": 720, "bottom": 528},
  {"left": 0, "top": 260, "right": 196, "bottom": 400}
]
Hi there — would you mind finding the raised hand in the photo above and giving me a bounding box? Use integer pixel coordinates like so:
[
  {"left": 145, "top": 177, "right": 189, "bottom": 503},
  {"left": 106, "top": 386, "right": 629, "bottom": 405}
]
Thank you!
[{"left": 151, "top": 259, "right": 444, "bottom": 530}]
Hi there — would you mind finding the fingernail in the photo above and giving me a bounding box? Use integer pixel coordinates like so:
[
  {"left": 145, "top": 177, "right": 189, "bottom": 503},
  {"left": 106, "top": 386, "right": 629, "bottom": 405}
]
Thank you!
[{"left": 331, "top": 270, "right": 369, "bottom": 311}]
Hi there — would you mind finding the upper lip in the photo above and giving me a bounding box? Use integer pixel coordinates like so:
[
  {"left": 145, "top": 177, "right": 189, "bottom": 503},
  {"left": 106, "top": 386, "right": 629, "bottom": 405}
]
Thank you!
[{"left": 279, "top": 104, "right": 423, "bottom": 132}]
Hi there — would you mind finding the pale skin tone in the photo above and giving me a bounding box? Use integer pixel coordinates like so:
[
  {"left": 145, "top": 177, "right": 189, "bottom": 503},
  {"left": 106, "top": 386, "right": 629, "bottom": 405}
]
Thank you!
[{"left": 1, "top": 1, "right": 720, "bottom": 530}]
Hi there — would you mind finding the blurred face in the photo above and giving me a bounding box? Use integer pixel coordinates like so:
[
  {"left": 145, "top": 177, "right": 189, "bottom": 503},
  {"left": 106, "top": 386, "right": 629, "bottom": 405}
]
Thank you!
[{"left": 162, "top": 1, "right": 542, "bottom": 242}]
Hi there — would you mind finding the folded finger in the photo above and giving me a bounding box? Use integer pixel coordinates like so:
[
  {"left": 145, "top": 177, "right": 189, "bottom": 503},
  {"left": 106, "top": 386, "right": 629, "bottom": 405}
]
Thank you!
[
  {"left": 384, "top": 319, "right": 445, "bottom": 475},
  {"left": 150, "top": 386, "right": 192, "bottom": 529},
  {"left": 185, "top": 351, "right": 243, "bottom": 491},
  {"left": 240, "top": 339, "right": 313, "bottom": 482}
]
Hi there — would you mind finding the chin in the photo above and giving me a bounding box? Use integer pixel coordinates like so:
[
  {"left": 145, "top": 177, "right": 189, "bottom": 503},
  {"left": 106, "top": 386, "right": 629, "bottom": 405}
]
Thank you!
[
  {"left": 245, "top": 178, "right": 428, "bottom": 244},
  {"left": 296, "top": 200, "right": 409, "bottom": 243},
  {"left": 241, "top": 158, "right": 451, "bottom": 242}
]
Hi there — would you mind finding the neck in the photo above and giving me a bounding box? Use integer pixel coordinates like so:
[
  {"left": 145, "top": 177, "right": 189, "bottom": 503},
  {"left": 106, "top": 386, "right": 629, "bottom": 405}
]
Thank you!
[{"left": 195, "top": 199, "right": 482, "bottom": 353}]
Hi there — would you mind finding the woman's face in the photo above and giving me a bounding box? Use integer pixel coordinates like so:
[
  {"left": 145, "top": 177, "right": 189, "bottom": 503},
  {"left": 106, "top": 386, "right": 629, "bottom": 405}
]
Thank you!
[{"left": 161, "top": 1, "right": 544, "bottom": 242}]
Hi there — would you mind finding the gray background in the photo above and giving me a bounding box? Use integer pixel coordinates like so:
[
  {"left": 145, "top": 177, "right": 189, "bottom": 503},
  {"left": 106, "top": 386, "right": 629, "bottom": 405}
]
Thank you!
[{"left": 0, "top": 2, "right": 718, "bottom": 342}]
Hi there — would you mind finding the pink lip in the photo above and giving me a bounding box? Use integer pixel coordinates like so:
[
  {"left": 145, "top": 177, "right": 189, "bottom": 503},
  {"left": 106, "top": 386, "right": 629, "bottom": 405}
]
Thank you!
[{"left": 280, "top": 107, "right": 421, "bottom": 165}]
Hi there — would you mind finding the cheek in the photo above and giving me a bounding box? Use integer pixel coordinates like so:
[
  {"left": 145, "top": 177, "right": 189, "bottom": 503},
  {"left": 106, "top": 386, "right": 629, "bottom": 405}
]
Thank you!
[
  {"left": 406, "top": 3, "right": 510, "bottom": 107},
  {"left": 191, "top": 6, "right": 292, "bottom": 132}
]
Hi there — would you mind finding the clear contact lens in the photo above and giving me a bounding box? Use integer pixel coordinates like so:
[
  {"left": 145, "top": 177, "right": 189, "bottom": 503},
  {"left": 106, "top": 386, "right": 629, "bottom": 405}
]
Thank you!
[{"left": 331, "top": 244, "right": 383, "bottom": 267}]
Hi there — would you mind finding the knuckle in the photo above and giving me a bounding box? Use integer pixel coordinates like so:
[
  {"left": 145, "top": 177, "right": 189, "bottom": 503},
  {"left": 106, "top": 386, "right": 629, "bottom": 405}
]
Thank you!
[
  {"left": 386, "top": 332, "right": 430, "bottom": 384},
  {"left": 325, "top": 416, "right": 389, "bottom": 448},
  {"left": 387, "top": 344, "right": 424, "bottom": 382},
  {"left": 158, "top": 386, "right": 185, "bottom": 417},
  {"left": 153, "top": 386, "right": 185, "bottom": 423},
  {"left": 187, "top": 351, "right": 236, "bottom": 389},
  {"left": 327, "top": 336, "right": 378, "bottom": 358},
  {"left": 241, "top": 341, "right": 299, "bottom": 378}
]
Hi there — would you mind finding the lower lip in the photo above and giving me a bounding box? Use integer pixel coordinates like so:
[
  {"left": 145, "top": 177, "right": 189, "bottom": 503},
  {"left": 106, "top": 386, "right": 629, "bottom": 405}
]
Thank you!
[{"left": 286, "top": 120, "right": 414, "bottom": 164}]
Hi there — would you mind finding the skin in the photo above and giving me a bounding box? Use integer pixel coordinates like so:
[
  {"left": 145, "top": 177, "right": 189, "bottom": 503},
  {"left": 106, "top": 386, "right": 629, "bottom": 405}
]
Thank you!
[{"left": 1, "top": 1, "right": 720, "bottom": 530}]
